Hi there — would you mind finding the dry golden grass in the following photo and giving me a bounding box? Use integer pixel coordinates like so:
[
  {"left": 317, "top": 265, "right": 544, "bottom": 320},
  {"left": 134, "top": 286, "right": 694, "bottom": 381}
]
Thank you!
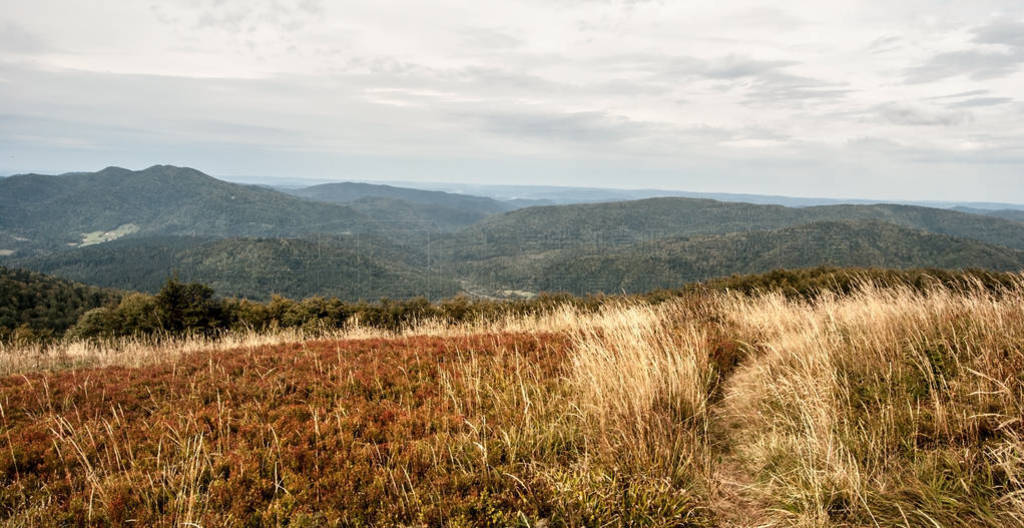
[
  {"left": 3, "top": 281, "right": 1024, "bottom": 526},
  {"left": 719, "top": 284, "right": 1024, "bottom": 526},
  {"left": 0, "top": 304, "right": 611, "bottom": 376}
]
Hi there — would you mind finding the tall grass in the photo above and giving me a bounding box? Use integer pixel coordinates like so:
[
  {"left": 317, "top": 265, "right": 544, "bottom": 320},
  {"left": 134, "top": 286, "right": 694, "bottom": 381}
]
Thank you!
[
  {"left": 3, "top": 280, "right": 1024, "bottom": 526},
  {"left": 720, "top": 283, "right": 1024, "bottom": 526},
  {"left": 0, "top": 304, "right": 613, "bottom": 375},
  {"left": 568, "top": 302, "right": 717, "bottom": 483}
]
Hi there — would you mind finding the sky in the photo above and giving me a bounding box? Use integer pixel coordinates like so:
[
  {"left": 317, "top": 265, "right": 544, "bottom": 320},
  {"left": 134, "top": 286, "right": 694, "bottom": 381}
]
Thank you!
[{"left": 2, "top": 0, "right": 1023, "bottom": 202}]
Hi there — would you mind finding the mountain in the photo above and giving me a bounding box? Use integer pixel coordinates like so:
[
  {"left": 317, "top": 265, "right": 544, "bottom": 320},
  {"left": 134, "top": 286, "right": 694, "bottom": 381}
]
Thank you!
[
  {"left": 449, "top": 221, "right": 1024, "bottom": 295},
  {"left": 0, "top": 165, "right": 382, "bottom": 256},
  {"left": 6, "top": 165, "right": 1024, "bottom": 301},
  {"left": 346, "top": 196, "right": 499, "bottom": 232},
  {"left": 954, "top": 207, "right": 1024, "bottom": 224},
  {"left": 11, "top": 235, "right": 457, "bottom": 301},
  {"left": 286, "top": 181, "right": 515, "bottom": 228},
  {"left": 433, "top": 197, "right": 1024, "bottom": 263},
  {"left": 0, "top": 266, "right": 121, "bottom": 337},
  {"left": 383, "top": 180, "right": 1024, "bottom": 210}
]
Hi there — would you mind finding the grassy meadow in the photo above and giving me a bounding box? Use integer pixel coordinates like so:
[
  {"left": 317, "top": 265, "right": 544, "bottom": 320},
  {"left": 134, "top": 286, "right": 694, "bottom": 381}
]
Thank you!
[{"left": 2, "top": 280, "right": 1024, "bottom": 526}]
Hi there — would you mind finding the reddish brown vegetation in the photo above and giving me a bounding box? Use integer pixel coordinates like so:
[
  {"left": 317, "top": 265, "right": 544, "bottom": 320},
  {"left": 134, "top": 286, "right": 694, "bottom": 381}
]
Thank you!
[{"left": 0, "top": 333, "right": 571, "bottom": 526}]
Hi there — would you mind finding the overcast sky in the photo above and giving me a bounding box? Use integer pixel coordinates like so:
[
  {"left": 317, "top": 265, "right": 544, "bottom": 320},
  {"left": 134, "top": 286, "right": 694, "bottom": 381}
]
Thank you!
[{"left": 2, "top": 1, "right": 1023, "bottom": 201}]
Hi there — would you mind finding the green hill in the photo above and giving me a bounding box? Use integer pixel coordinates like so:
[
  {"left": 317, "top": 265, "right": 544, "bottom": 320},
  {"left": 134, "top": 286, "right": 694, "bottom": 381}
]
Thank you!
[
  {"left": 7, "top": 165, "right": 1024, "bottom": 301},
  {"left": 11, "top": 236, "right": 457, "bottom": 301},
  {"left": 434, "top": 197, "right": 1024, "bottom": 262},
  {"left": 0, "top": 266, "right": 122, "bottom": 338},
  {"left": 288, "top": 181, "right": 512, "bottom": 216},
  {"left": 0, "top": 165, "right": 383, "bottom": 255},
  {"left": 448, "top": 221, "right": 1024, "bottom": 295},
  {"left": 346, "top": 196, "right": 499, "bottom": 232},
  {"left": 953, "top": 207, "right": 1024, "bottom": 224}
]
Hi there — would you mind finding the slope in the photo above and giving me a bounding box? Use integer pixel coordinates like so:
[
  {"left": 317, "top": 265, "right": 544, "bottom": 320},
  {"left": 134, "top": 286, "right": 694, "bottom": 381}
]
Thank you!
[
  {"left": 954, "top": 207, "right": 1024, "bottom": 224},
  {"left": 435, "top": 197, "right": 1024, "bottom": 262},
  {"left": 449, "top": 220, "right": 1024, "bottom": 295},
  {"left": 287, "top": 181, "right": 513, "bottom": 218},
  {"left": 0, "top": 266, "right": 122, "bottom": 337},
  {"left": 10, "top": 235, "right": 457, "bottom": 301},
  {"left": 0, "top": 165, "right": 374, "bottom": 255},
  {"left": 346, "top": 196, "right": 498, "bottom": 232}
]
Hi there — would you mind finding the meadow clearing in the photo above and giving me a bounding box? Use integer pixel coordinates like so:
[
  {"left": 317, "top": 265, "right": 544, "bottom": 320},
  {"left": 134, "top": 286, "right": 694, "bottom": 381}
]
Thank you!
[{"left": 1, "top": 281, "right": 1023, "bottom": 527}]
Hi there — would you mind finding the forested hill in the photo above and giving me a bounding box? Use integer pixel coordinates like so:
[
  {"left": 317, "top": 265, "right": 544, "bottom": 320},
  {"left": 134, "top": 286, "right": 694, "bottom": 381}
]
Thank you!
[
  {"left": 345, "top": 197, "right": 502, "bottom": 232},
  {"left": 4, "top": 165, "right": 1024, "bottom": 301},
  {"left": 10, "top": 235, "right": 458, "bottom": 301},
  {"left": 954, "top": 207, "right": 1024, "bottom": 224},
  {"left": 435, "top": 196, "right": 1024, "bottom": 261},
  {"left": 0, "top": 165, "right": 376, "bottom": 254},
  {"left": 0, "top": 266, "right": 121, "bottom": 338},
  {"left": 525, "top": 220, "right": 1024, "bottom": 294},
  {"left": 287, "top": 181, "right": 514, "bottom": 217}
]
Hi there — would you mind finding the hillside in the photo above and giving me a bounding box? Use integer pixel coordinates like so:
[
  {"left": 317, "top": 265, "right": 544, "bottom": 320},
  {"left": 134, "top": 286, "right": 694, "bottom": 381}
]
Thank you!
[
  {"left": 10, "top": 236, "right": 457, "bottom": 301},
  {"left": 287, "top": 181, "right": 513, "bottom": 217},
  {"left": 5, "top": 165, "right": 1024, "bottom": 301},
  {"left": 0, "top": 165, "right": 385, "bottom": 255},
  {"left": 0, "top": 266, "right": 121, "bottom": 338},
  {"left": 989, "top": 209, "right": 1024, "bottom": 223},
  {"left": 955, "top": 206, "right": 1024, "bottom": 224},
  {"left": 530, "top": 220, "right": 1024, "bottom": 294},
  {"left": 0, "top": 166, "right": 495, "bottom": 256},
  {"left": 11, "top": 215, "right": 1024, "bottom": 301},
  {"left": 435, "top": 197, "right": 1024, "bottom": 262},
  {"left": 346, "top": 196, "right": 498, "bottom": 232}
]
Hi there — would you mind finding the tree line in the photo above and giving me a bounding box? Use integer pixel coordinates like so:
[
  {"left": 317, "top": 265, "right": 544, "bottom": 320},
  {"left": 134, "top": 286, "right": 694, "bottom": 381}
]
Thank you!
[{"left": 4, "top": 266, "right": 1021, "bottom": 343}]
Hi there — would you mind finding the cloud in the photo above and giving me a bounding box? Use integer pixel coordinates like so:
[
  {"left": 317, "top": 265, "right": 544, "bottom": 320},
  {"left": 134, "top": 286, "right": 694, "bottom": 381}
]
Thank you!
[
  {"left": 469, "top": 110, "right": 660, "bottom": 144},
  {"left": 640, "top": 54, "right": 796, "bottom": 80},
  {"left": 972, "top": 20, "right": 1024, "bottom": 50},
  {"left": 172, "top": 0, "right": 328, "bottom": 37},
  {"left": 726, "top": 7, "right": 805, "bottom": 30},
  {"left": 925, "top": 89, "right": 990, "bottom": 100},
  {"left": 738, "top": 72, "right": 851, "bottom": 105},
  {"left": 701, "top": 56, "right": 799, "bottom": 80},
  {"left": 459, "top": 28, "right": 523, "bottom": 50},
  {"left": 617, "top": 53, "right": 850, "bottom": 105},
  {"left": 867, "top": 35, "right": 902, "bottom": 54},
  {"left": 878, "top": 103, "right": 971, "bottom": 126},
  {"left": 0, "top": 21, "right": 50, "bottom": 54},
  {"left": 946, "top": 96, "right": 1013, "bottom": 108},
  {"left": 905, "top": 49, "right": 1024, "bottom": 83},
  {"left": 905, "top": 19, "right": 1024, "bottom": 83}
]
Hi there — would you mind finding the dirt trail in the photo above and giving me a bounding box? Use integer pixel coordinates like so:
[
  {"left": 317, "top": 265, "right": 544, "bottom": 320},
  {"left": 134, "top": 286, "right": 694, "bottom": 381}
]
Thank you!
[
  {"left": 709, "top": 450, "right": 774, "bottom": 527},
  {"left": 707, "top": 356, "right": 775, "bottom": 527}
]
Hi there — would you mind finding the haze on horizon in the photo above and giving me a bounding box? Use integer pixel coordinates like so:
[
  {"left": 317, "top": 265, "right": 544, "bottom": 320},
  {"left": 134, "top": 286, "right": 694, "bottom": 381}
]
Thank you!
[{"left": 2, "top": 1, "right": 1023, "bottom": 202}]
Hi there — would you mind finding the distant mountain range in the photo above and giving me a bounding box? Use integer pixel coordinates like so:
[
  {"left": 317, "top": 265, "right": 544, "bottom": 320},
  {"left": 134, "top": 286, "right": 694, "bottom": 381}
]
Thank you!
[
  {"left": 285, "top": 181, "right": 516, "bottom": 216},
  {"left": 367, "top": 180, "right": 1024, "bottom": 210},
  {"left": 953, "top": 207, "right": 1024, "bottom": 224},
  {"left": 2, "top": 165, "right": 1023, "bottom": 300}
]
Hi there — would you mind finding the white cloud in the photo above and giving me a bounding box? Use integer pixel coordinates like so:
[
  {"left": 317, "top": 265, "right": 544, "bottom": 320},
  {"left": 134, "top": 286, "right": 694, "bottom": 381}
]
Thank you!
[{"left": 878, "top": 103, "right": 972, "bottom": 127}]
